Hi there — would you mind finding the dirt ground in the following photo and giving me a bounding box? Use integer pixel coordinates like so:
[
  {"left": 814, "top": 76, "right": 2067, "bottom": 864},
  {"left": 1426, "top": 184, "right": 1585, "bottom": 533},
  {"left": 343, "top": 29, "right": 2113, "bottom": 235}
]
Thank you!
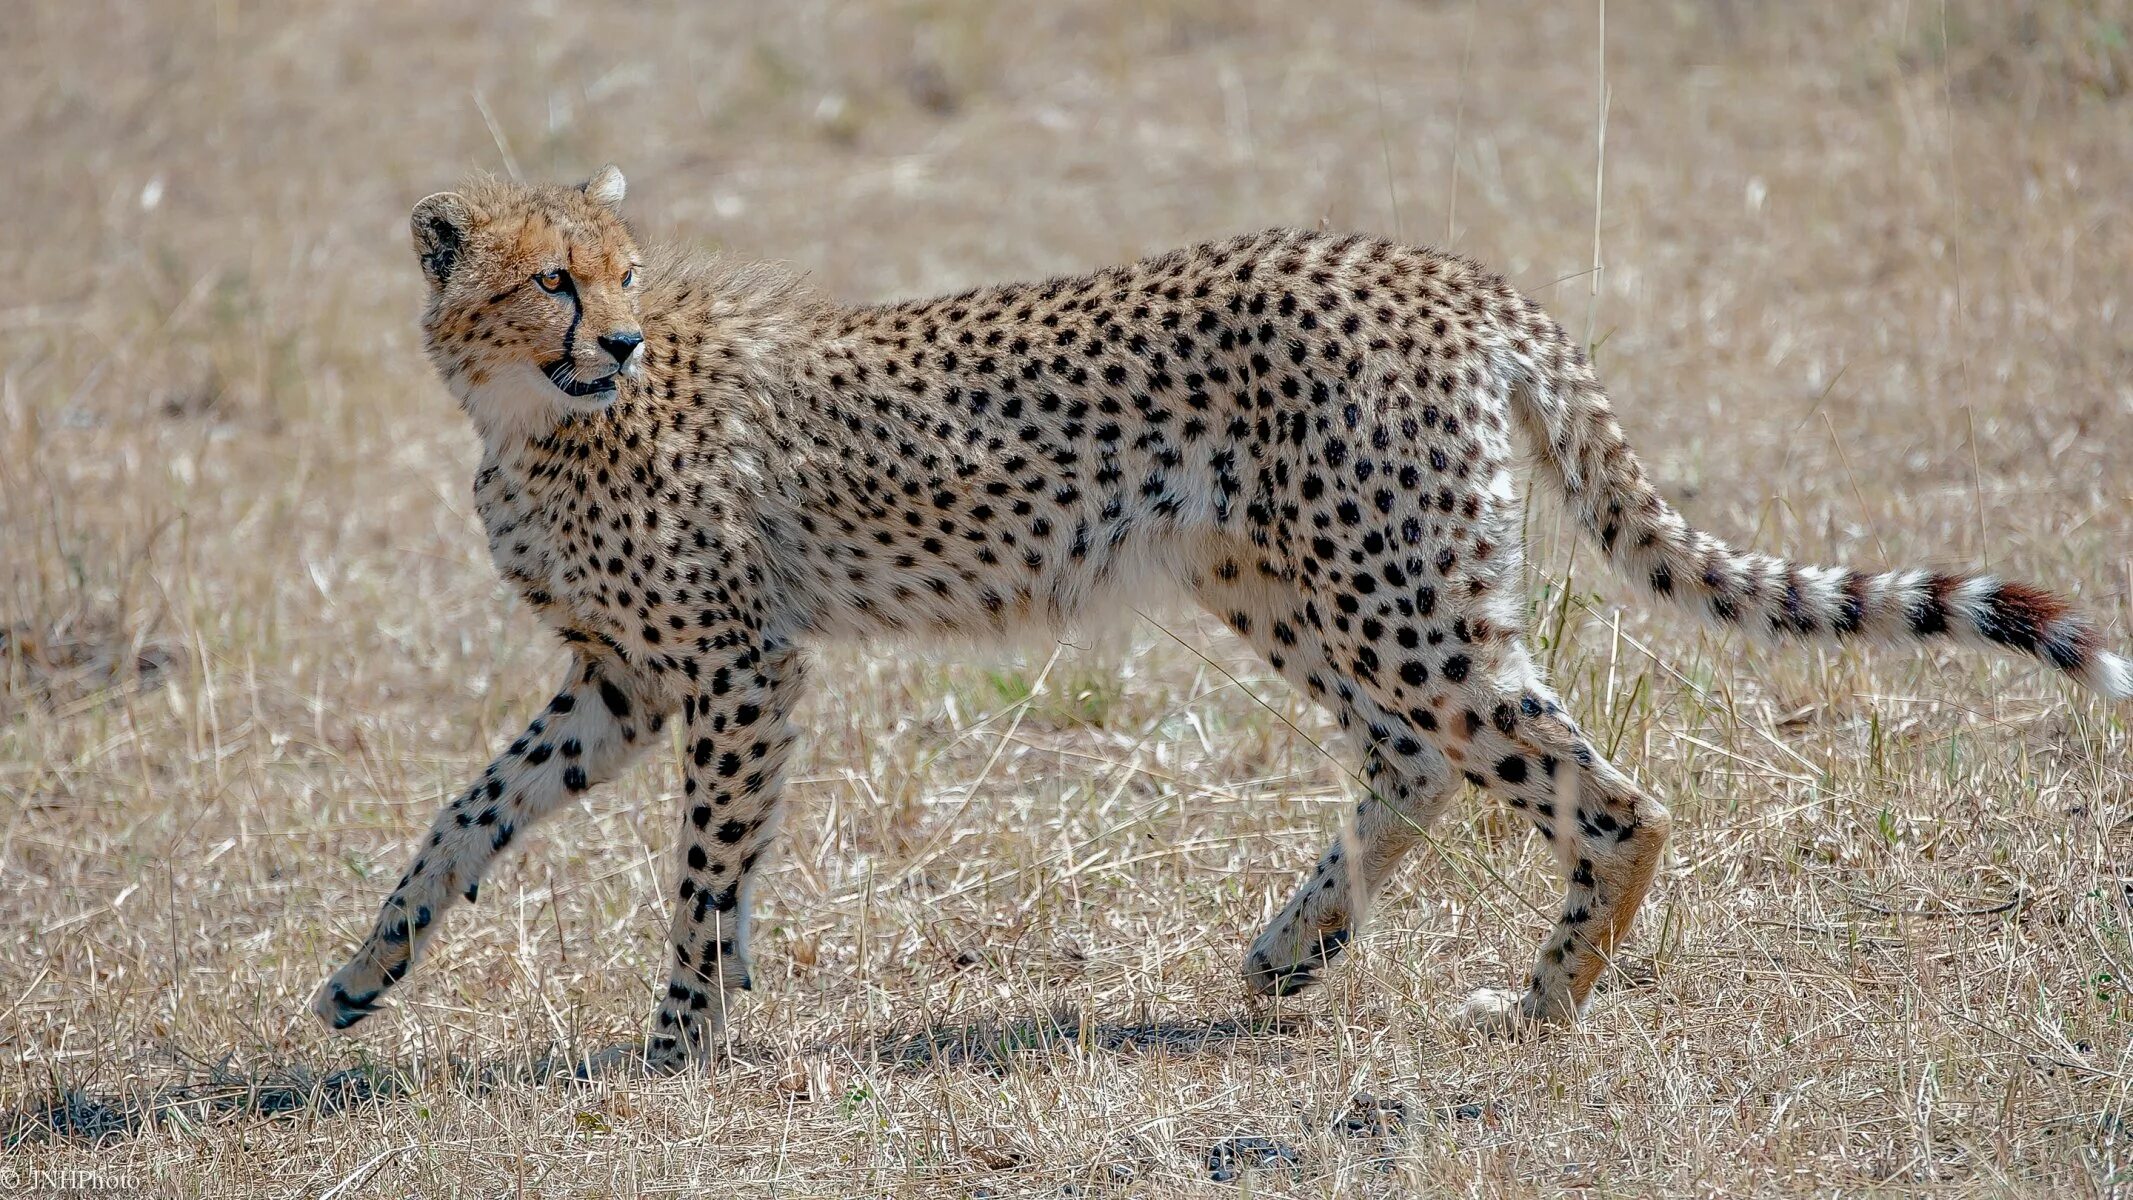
[{"left": 3, "top": 1, "right": 2131, "bottom": 1195}]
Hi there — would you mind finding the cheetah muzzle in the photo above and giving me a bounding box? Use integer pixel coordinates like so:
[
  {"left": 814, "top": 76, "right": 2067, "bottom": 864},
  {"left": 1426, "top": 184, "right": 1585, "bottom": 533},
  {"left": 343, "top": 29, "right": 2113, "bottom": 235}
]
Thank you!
[
  {"left": 542, "top": 360, "right": 619, "bottom": 399},
  {"left": 311, "top": 165, "right": 2131, "bottom": 1070}
]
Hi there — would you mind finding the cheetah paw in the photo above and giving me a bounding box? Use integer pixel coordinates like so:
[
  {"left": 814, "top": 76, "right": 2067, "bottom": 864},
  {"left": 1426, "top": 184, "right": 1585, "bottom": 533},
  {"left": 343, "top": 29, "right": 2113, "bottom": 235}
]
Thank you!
[
  {"left": 1459, "top": 987, "right": 1529, "bottom": 1036},
  {"left": 1242, "top": 953, "right": 1322, "bottom": 999},
  {"left": 311, "top": 978, "right": 386, "bottom": 1031},
  {"left": 312, "top": 942, "right": 415, "bottom": 1032},
  {"left": 1241, "top": 926, "right": 1352, "bottom": 998}
]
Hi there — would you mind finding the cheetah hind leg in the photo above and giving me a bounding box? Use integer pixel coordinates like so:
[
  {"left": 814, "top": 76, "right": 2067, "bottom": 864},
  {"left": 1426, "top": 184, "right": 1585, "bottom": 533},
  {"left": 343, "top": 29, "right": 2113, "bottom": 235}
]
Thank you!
[
  {"left": 1242, "top": 734, "right": 1458, "bottom": 998},
  {"left": 1455, "top": 686, "right": 1671, "bottom": 1034},
  {"left": 1187, "top": 557, "right": 1462, "bottom": 999}
]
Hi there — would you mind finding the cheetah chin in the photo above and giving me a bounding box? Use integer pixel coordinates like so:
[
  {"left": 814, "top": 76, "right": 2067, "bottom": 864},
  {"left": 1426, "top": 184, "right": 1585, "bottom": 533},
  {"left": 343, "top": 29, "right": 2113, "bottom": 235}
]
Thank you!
[{"left": 311, "top": 164, "right": 2127, "bottom": 1069}]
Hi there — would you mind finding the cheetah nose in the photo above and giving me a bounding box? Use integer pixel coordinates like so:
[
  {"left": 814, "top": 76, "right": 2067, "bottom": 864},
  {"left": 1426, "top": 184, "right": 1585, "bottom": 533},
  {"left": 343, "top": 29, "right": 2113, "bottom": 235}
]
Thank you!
[{"left": 598, "top": 331, "right": 642, "bottom": 367}]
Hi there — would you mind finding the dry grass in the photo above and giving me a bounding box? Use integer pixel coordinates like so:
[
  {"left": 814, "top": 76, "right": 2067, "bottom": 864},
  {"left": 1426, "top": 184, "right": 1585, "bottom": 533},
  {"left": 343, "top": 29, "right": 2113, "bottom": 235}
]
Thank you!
[{"left": 4, "top": 1, "right": 2132, "bottom": 1195}]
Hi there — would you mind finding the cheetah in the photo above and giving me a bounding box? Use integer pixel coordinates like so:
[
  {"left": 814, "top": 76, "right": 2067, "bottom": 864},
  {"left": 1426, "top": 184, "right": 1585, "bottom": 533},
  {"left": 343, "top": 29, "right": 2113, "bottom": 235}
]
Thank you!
[{"left": 313, "top": 166, "right": 2130, "bottom": 1070}]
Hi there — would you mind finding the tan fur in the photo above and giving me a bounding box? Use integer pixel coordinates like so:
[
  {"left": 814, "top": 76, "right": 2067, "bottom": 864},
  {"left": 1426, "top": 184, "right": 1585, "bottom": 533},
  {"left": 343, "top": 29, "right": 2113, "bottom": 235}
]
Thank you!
[{"left": 313, "top": 168, "right": 2126, "bottom": 1071}]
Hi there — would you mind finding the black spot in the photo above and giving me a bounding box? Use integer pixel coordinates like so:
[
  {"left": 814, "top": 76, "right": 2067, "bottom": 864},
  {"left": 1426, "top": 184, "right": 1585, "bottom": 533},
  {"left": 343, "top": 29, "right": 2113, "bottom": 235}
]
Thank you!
[
  {"left": 1909, "top": 575, "right": 1953, "bottom": 636},
  {"left": 1833, "top": 571, "right": 1868, "bottom": 635}
]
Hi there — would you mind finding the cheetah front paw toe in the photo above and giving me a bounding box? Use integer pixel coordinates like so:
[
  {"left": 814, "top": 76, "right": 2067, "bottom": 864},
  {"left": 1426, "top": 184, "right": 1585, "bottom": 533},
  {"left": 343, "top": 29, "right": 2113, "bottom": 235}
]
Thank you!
[
  {"left": 1243, "top": 952, "right": 1322, "bottom": 998},
  {"left": 1241, "top": 926, "right": 1352, "bottom": 998},
  {"left": 311, "top": 977, "right": 385, "bottom": 1031},
  {"left": 312, "top": 949, "right": 412, "bottom": 1032},
  {"left": 637, "top": 1028, "right": 724, "bottom": 1075}
]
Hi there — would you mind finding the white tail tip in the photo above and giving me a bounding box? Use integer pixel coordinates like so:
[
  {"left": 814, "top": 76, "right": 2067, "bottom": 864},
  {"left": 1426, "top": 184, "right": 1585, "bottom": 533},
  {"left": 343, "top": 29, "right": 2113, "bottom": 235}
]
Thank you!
[{"left": 2082, "top": 650, "right": 2133, "bottom": 700}]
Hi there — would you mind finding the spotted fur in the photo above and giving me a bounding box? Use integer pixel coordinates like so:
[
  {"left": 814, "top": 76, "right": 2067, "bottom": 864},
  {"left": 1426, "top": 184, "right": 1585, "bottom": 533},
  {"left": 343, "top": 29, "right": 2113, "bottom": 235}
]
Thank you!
[
  {"left": 1516, "top": 372, "right": 2131, "bottom": 698},
  {"left": 312, "top": 168, "right": 2128, "bottom": 1070}
]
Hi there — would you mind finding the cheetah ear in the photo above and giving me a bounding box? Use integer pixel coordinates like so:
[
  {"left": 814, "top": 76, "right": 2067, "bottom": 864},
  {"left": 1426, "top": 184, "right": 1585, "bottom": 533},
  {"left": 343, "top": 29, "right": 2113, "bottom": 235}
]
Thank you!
[
  {"left": 582, "top": 164, "right": 626, "bottom": 209},
  {"left": 411, "top": 191, "right": 479, "bottom": 290}
]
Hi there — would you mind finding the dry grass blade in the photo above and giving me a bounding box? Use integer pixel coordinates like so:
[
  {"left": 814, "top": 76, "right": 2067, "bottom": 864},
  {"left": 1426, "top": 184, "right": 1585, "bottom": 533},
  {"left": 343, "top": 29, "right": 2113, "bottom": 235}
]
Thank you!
[{"left": 2, "top": 1, "right": 2129, "bottom": 1195}]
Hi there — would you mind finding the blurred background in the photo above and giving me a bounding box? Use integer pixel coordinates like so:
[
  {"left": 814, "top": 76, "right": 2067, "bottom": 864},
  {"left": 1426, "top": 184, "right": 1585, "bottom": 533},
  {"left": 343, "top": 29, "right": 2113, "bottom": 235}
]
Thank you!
[{"left": 3, "top": 2, "right": 2130, "bottom": 1194}]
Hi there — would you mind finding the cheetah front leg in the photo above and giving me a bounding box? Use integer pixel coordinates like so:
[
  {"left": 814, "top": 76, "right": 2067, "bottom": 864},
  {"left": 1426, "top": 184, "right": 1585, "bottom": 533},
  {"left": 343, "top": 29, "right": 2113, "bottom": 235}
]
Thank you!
[
  {"left": 642, "top": 643, "right": 805, "bottom": 1073},
  {"left": 312, "top": 657, "right": 664, "bottom": 1032}
]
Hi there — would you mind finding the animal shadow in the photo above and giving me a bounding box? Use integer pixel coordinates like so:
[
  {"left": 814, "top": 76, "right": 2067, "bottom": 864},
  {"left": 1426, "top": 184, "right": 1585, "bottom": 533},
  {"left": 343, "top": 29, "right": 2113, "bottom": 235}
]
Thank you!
[
  {"left": 6, "top": 1010, "right": 1300, "bottom": 1146},
  {"left": 862, "top": 1007, "right": 1301, "bottom": 1076},
  {"left": 1, "top": 1045, "right": 629, "bottom": 1148}
]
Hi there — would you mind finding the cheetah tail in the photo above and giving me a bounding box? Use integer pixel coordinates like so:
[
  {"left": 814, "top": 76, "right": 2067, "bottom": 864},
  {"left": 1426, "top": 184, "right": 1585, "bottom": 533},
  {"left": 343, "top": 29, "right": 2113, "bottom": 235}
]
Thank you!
[{"left": 1508, "top": 369, "right": 2132, "bottom": 700}]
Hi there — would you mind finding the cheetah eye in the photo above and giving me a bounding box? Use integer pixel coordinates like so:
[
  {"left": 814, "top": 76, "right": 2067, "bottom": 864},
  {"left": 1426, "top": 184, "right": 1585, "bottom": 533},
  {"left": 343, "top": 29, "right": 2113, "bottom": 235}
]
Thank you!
[{"left": 536, "top": 268, "right": 570, "bottom": 294}]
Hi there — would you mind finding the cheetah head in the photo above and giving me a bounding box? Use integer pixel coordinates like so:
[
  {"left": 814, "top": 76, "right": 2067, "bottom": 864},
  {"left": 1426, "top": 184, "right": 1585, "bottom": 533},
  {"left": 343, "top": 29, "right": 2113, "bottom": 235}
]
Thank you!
[{"left": 410, "top": 165, "right": 645, "bottom": 443}]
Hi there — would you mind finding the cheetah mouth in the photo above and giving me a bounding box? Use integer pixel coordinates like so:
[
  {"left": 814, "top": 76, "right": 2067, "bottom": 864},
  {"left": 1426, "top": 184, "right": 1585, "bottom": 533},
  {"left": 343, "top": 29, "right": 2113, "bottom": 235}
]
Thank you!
[{"left": 541, "top": 359, "right": 619, "bottom": 400}]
